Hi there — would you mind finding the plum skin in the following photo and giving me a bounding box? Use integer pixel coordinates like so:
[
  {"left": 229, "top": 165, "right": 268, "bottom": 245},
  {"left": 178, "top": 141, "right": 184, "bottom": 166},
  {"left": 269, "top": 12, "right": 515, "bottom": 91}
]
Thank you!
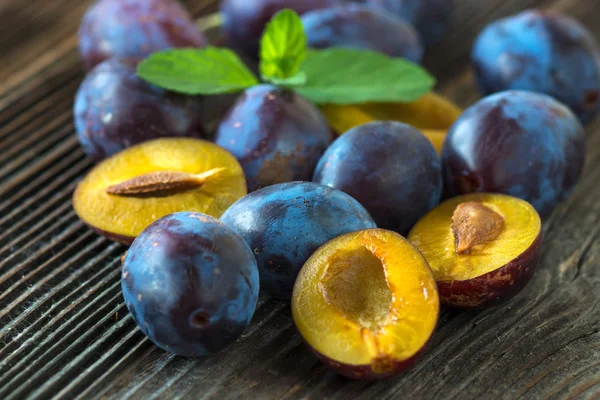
[
  {"left": 357, "top": 0, "right": 453, "bottom": 46},
  {"left": 313, "top": 121, "right": 442, "bottom": 235},
  {"left": 301, "top": 5, "right": 423, "bottom": 62},
  {"left": 220, "top": 0, "right": 342, "bottom": 58},
  {"left": 220, "top": 182, "right": 376, "bottom": 298},
  {"left": 215, "top": 85, "right": 332, "bottom": 192},
  {"left": 442, "top": 90, "right": 585, "bottom": 217},
  {"left": 78, "top": 0, "right": 207, "bottom": 70},
  {"left": 472, "top": 9, "right": 600, "bottom": 123},
  {"left": 122, "top": 212, "right": 259, "bottom": 357},
  {"left": 74, "top": 58, "right": 205, "bottom": 161},
  {"left": 439, "top": 232, "right": 541, "bottom": 308}
]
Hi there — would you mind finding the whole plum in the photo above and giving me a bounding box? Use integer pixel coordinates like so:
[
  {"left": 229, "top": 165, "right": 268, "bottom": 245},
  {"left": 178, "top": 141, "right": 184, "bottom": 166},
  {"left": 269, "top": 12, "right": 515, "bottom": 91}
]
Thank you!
[
  {"left": 472, "top": 9, "right": 600, "bottom": 122},
  {"left": 313, "top": 121, "right": 442, "bottom": 235},
  {"left": 442, "top": 90, "right": 585, "bottom": 217},
  {"left": 122, "top": 212, "right": 259, "bottom": 357},
  {"left": 74, "top": 58, "right": 205, "bottom": 161},
  {"left": 220, "top": 182, "right": 376, "bottom": 298},
  {"left": 220, "top": 0, "right": 342, "bottom": 58},
  {"left": 215, "top": 85, "right": 332, "bottom": 192},
  {"left": 357, "top": 0, "right": 453, "bottom": 46},
  {"left": 79, "top": 0, "right": 207, "bottom": 70},
  {"left": 301, "top": 4, "right": 423, "bottom": 62}
]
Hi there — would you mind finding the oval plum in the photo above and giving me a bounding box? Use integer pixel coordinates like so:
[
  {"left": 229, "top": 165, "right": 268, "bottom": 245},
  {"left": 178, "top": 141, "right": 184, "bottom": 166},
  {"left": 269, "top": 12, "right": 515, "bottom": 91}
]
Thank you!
[
  {"left": 74, "top": 58, "right": 205, "bottom": 161},
  {"left": 122, "top": 212, "right": 259, "bottom": 357},
  {"left": 442, "top": 90, "right": 585, "bottom": 217},
  {"left": 220, "top": 182, "right": 376, "bottom": 298}
]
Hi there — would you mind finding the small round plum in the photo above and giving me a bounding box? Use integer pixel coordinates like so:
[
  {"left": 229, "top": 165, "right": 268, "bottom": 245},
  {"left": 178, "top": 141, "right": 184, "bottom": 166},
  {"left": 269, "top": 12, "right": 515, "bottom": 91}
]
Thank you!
[
  {"left": 215, "top": 85, "right": 332, "bottom": 192},
  {"left": 74, "top": 58, "right": 205, "bottom": 161},
  {"left": 313, "top": 121, "right": 442, "bottom": 235},
  {"left": 122, "top": 212, "right": 259, "bottom": 356},
  {"left": 79, "top": 0, "right": 207, "bottom": 70},
  {"left": 220, "top": 182, "right": 376, "bottom": 298},
  {"left": 442, "top": 90, "right": 585, "bottom": 217},
  {"left": 221, "top": 0, "right": 342, "bottom": 58},
  {"left": 301, "top": 5, "right": 423, "bottom": 62},
  {"left": 357, "top": 0, "right": 453, "bottom": 46},
  {"left": 472, "top": 9, "right": 600, "bottom": 122}
]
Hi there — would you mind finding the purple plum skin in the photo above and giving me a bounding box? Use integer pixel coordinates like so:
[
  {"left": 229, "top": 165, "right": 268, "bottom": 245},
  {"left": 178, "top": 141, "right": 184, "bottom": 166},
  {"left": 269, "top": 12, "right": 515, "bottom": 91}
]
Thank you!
[
  {"left": 215, "top": 85, "right": 333, "bottom": 192},
  {"left": 220, "top": 0, "right": 342, "bottom": 58},
  {"left": 301, "top": 4, "right": 423, "bottom": 62},
  {"left": 442, "top": 90, "right": 586, "bottom": 217},
  {"left": 74, "top": 58, "right": 205, "bottom": 161},
  {"left": 472, "top": 9, "right": 600, "bottom": 123},
  {"left": 313, "top": 121, "right": 442, "bottom": 235},
  {"left": 358, "top": 0, "right": 454, "bottom": 46},
  {"left": 79, "top": 0, "right": 207, "bottom": 70},
  {"left": 122, "top": 212, "right": 259, "bottom": 357}
]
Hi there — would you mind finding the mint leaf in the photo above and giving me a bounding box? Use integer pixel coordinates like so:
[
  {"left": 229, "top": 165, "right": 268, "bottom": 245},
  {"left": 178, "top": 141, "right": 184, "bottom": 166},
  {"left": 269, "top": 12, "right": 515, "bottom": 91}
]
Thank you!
[
  {"left": 269, "top": 71, "right": 307, "bottom": 87},
  {"left": 260, "top": 9, "right": 307, "bottom": 83},
  {"left": 295, "top": 49, "right": 435, "bottom": 104},
  {"left": 137, "top": 47, "right": 259, "bottom": 95}
]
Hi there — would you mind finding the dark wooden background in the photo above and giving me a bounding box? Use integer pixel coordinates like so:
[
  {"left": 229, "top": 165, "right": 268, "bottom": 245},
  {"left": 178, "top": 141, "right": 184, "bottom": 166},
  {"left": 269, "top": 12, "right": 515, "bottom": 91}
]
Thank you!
[{"left": 1, "top": 0, "right": 600, "bottom": 399}]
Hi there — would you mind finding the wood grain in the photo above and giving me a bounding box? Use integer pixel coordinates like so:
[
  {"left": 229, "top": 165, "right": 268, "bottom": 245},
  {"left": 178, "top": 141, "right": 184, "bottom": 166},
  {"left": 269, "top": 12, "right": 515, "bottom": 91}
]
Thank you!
[{"left": 0, "top": 0, "right": 599, "bottom": 399}]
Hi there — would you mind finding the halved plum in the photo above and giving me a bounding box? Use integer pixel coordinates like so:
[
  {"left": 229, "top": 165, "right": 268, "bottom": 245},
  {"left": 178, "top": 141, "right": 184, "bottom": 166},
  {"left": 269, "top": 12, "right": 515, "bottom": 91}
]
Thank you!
[
  {"left": 408, "top": 193, "right": 542, "bottom": 308},
  {"left": 292, "top": 228, "right": 439, "bottom": 379}
]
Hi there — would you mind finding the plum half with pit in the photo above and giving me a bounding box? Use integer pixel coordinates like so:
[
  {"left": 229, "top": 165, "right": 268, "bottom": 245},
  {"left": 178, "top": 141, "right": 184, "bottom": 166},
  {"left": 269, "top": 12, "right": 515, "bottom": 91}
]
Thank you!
[
  {"left": 313, "top": 121, "right": 442, "bottom": 235},
  {"left": 442, "top": 90, "right": 585, "bottom": 217},
  {"left": 301, "top": 4, "right": 423, "bottom": 62},
  {"left": 79, "top": 0, "right": 207, "bottom": 70},
  {"left": 221, "top": 0, "right": 342, "bottom": 58},
  {"left": 73, "top": 138, "right": 247, "bottom": 245},
  {"left": 122, "top": 212, "right": 259, "bottom": 356},
  {"left": 408, "top": 193, "right": 542, "bottom": 308},
  {"left": 357, "top": 0, "right": 454, "bottom": 46},
  {"left": 215, "top": 85, "right": 332, "bottom": 192},
  {"left": 220, "top": 182, "right": 376, "bottom": 298},
  {"left": 472, "top": 9, "right": 600, "bottom": 122},
  {"left": 292, "top": 228, "right": 439, "bottom": 379},
  {"left": 74, "top": 58, "right": 205, "bottom": 161}
]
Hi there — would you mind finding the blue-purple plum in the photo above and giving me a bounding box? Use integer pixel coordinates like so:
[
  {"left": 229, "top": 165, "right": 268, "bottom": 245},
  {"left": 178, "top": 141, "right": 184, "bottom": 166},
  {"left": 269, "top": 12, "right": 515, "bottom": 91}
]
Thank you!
[
  {"left": 442, "top": 91, "right": 586, "bottom": 217},
  {"left": 74, "top": 58, "right": 205, "bottom": 161},
  {"left": 301, "top": 4, "right": 423, "bottom": 62},
  {"left": 221, "top": 0, "right": 342, "bottom": 58},
  {"left": 313, "top": 121, "right": 442, "bottom": 235},
  {"left": 355, "top": 0, "right": 453, "bottom": 46},
  {"left": 220, "top": 182, "right": 376, "bottom": 298},
  {"left": 79, "top": 0, "right": 207, "bottom": 70},
  {"left": 122, "top": 212, "right": 259, "bottom": 357},
  {"left": 215, "top": 85, "right": 332, "bottom": 192},
  {"left": 472, "top": 9, "right": 600, "bottom": 123}
]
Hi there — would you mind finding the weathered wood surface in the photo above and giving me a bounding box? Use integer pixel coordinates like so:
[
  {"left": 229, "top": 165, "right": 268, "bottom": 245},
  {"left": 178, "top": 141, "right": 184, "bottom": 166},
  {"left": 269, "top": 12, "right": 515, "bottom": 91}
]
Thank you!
[{"left": 1, "top": 0, "right": 600, "bottom": 399}]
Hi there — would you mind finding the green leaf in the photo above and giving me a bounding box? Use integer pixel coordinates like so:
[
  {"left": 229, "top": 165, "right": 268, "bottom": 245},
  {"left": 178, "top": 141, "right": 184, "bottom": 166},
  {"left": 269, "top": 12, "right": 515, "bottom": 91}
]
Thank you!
[
  {"left": 269, "top": 71, "right": 307, "bottom": 87},
  {"left": 137, "top": 47, "right": 259, "bottom": 95},
  {"left": 295, "top": 49, "right": 436, "bottom": 104},
  {"left": 260, "top": 9, "right": 307, "bottom": 82}
]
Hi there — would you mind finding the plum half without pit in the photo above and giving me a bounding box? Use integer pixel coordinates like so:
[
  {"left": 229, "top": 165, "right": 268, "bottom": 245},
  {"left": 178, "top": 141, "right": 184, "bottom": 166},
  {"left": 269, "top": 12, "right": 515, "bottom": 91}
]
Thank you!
[
  {"left": 408, "top": 193, "right": 542, "bottom": 308},
  {"left": 292, "top": 228, "right": 439, "bottom": 379}
]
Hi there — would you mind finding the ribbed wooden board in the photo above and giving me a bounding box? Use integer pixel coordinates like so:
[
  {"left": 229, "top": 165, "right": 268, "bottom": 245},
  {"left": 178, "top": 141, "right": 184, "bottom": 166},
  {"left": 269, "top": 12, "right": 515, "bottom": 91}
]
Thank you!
[{"left": 1, "top": 0, "right": 600, "bottom": 399}]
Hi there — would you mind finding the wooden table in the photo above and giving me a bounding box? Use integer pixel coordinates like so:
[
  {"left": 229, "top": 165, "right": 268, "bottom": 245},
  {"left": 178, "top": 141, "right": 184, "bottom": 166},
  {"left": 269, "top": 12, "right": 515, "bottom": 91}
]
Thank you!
[{"left": 1, "top": 0, "right": 599, "bottom": 398}]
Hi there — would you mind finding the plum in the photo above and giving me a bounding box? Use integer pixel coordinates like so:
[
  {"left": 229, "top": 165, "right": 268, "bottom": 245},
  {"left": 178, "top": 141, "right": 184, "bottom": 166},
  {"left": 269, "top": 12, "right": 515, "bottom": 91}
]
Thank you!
[
  {"left": 215, "top": 85, "right": 332, "bottom": 192},
  {"left": 442, "top": 90, "right": 586, "bottom": 217},
  {"left": 301, "top": 4, "right": 423, "bottom": 62},
  {"left": 354, "top": 0, "right": 453, "bottom": 46},
  {"left": 122, "top": 212, "right": 259, "bottom": 356},
  {"left": 472, "top": 9, "right": 600, "bottom": 122},
  {"left": 79, "top": 0, "right": 207, "bottom": 70},
  {"left": 74, "top": 58, "right": 205, "bottom": 161},
  {"left": 220, "top": 0, "right": 342, "bottom": 58},
  {"left": 313, "top": 121, "right": 442, "bottom": 235},
  {"left": 220, "top": 182, "right": 376, "bottom": 298}
]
